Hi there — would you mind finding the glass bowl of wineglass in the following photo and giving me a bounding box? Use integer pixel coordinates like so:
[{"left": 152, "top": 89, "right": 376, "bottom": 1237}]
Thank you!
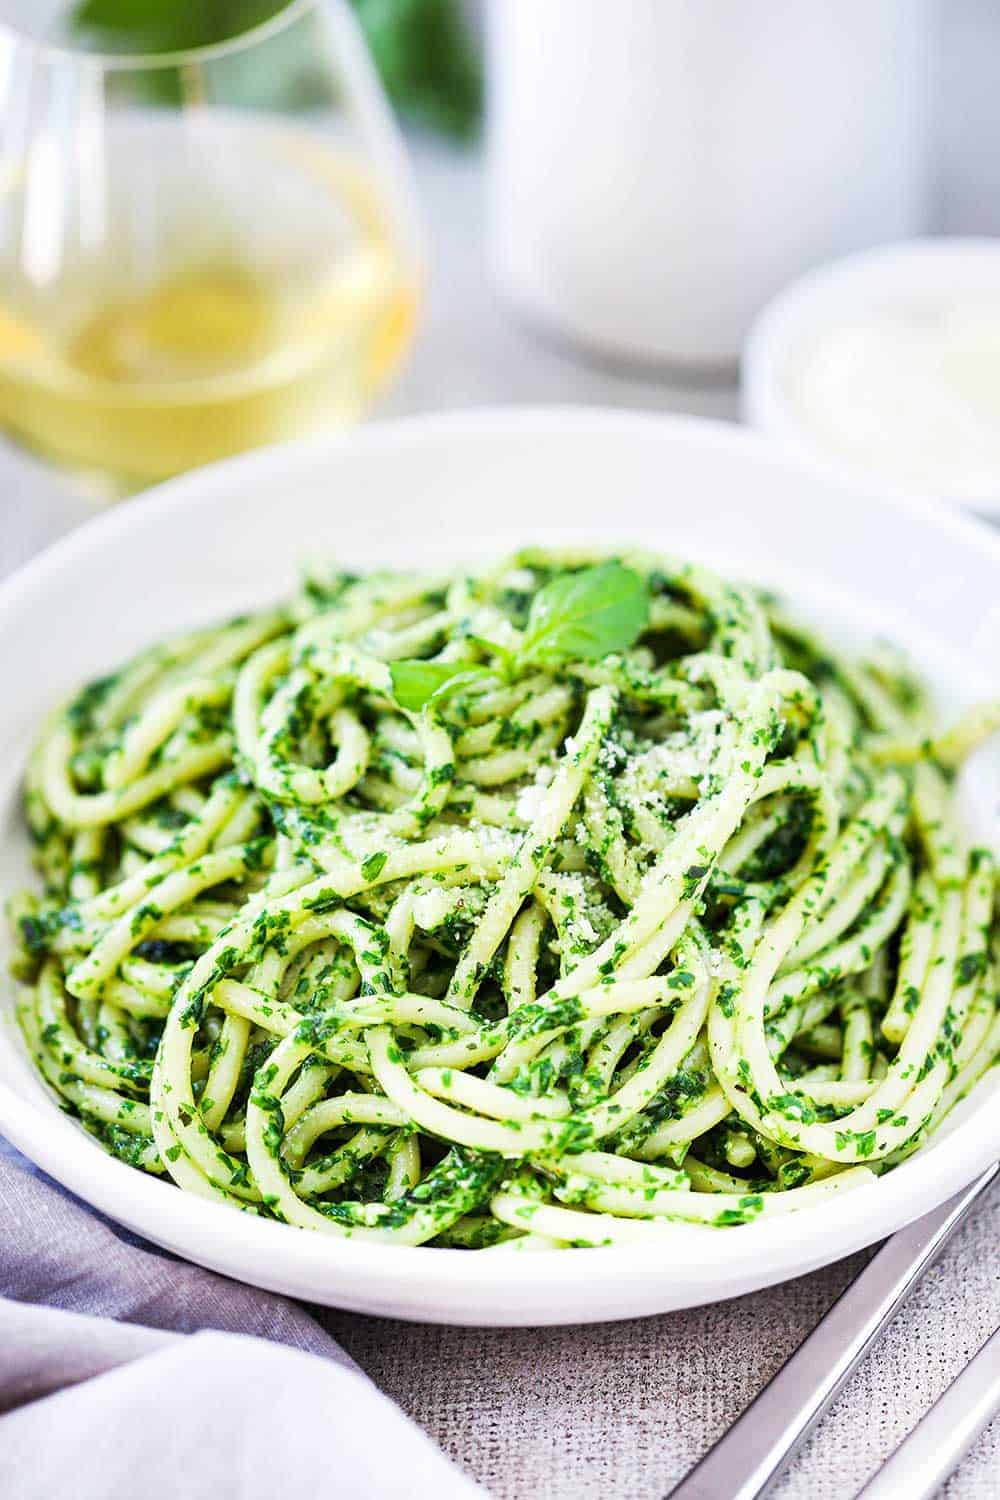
[{"left": 0, "top": 0, "right": 423, "bottom": 491}]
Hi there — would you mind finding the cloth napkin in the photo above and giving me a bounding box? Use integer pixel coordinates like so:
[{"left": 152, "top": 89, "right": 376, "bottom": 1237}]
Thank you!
[{"left": 0, "top": 1139, "right": 485, "bottom": 1500}]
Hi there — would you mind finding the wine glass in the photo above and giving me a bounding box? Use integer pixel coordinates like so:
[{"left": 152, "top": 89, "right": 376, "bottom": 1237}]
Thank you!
[{"left": 0, "top": 0, "right": 423, "bottom": 491}]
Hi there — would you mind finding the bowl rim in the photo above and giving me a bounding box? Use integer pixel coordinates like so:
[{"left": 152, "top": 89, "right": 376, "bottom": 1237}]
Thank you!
[
  {"left": 2, "top": 404, "right": 999, "bottom": 1319},
  {"left": 5, "top": 402, "right": 1000, "bottom": 608}
]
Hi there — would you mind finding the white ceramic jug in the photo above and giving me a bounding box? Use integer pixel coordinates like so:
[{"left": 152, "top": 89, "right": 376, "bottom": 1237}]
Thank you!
[{"left": 487, "top": 0, "right": 933, "bottom": 369}]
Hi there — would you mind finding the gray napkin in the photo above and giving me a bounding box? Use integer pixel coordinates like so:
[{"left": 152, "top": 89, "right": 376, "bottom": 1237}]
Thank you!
[{"left": 0, "top": 1140, "right": 485, "bottom": 1499}]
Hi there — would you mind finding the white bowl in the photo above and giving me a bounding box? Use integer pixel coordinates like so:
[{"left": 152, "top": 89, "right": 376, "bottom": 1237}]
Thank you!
[
  {"left": 1, "top": 408, "right": 998, "bottom": 1326},
  {"left": 742, "top": 237, "right": 1000, "bottom": 516}
]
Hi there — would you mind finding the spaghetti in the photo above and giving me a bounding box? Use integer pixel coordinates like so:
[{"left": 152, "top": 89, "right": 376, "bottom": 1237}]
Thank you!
[{"left": 9, "top": 549, "right": 999, "bottom": 1249}]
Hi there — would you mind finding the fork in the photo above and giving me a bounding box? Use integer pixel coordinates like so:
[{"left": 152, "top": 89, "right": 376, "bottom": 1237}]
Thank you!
[{"left": 666, "top": 1163, "right": 999, "bottom": 1500}]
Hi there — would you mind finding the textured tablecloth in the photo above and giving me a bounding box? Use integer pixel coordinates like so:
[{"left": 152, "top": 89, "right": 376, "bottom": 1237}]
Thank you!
[
  {"left": 323, "top": 1191, "right": 1000, "bottom": 1499},
  {"left": 1, "top": 140, "right": 998, "bottom": 1500}
]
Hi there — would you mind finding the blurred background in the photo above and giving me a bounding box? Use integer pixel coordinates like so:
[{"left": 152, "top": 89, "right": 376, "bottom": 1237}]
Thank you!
[{"left": 3, "top": 0, "right": 1000, "bottom": 566}]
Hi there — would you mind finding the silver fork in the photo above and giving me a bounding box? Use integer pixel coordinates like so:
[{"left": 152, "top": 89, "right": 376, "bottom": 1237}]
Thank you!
[
  {"left": 855, "top": 1323, "right": 1000, "bottom": 1500},
  {"left": 666, "top": 1163, "right": 999, "bottom": 1500}
]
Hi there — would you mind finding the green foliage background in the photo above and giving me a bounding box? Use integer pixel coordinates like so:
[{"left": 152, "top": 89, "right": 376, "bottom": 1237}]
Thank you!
[{"left": 73, "top": 0, "right": 482, "bottom": 139}]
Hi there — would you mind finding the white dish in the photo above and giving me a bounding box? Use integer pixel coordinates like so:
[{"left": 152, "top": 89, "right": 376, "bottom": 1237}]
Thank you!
[
  {"left": 1, "top": 407, "right": 998, "bottom": 1326},
  {"left": 742, "top": 238, "right": 1000, "bottom": 517}
]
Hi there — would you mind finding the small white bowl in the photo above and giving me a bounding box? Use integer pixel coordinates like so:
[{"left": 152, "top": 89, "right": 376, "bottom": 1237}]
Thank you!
[
  {"left": 1, "top": 408, "right": 998, "bottom": 1325},
  {"left": 743, "top": 238, "right": 1000, "bottom": 517}
]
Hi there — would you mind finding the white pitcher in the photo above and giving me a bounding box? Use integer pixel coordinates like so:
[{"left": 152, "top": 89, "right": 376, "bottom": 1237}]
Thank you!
[{"left": 486, "top": 0, "right": 934, "bottom": 369}]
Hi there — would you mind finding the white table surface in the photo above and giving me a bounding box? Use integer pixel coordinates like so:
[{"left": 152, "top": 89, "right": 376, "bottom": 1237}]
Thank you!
[{"left": 1, "top": 140, "right": 998, "bottom": 1500}]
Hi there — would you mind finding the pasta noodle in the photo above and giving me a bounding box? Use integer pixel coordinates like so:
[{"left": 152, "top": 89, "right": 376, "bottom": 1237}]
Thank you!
[{"left": 8, "top": 549, "right": 999, "bottom": 1250}]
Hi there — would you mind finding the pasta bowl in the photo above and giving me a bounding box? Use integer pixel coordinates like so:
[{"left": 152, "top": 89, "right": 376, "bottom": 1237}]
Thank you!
[{"left": 0, "top": 407, "right": 998, "bottom": 1325}]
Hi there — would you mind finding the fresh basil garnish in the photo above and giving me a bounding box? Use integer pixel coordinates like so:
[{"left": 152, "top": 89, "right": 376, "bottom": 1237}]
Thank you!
[
  {"left": 519, "top": 562, "right": 650, "bottom": 666},
  {"left": 390, "top": 562, "right": 650, "bottom": 711},
  {"left": 389, "top": 661, "right": 493, "bottom": 714}
]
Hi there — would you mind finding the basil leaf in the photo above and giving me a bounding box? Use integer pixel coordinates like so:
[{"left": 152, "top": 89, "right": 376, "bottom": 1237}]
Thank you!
[
  {"left": 390, "top": 661, "right": 492, "bottom": 713},
  {"left": 520, "top": 562, "right": 650, "bottom": 666},
  {"left": 391, "top": 566, "right": 649, "bottom": 707}
]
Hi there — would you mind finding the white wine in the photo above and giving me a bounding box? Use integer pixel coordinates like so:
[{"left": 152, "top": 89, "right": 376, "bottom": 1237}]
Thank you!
[{"left": 0, "top": 116, "right": 418, "bottom": 488}]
